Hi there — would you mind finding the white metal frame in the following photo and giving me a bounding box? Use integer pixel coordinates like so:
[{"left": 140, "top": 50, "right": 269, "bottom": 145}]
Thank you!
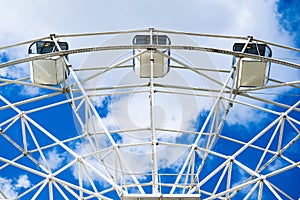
[{"left": 0, "top": 28, "right": 299, "bottom": 200}]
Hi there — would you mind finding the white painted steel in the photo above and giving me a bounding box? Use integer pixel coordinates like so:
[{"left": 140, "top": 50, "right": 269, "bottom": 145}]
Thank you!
[{"left": 0, "top": 28, "right": 299, "bottom": 200}]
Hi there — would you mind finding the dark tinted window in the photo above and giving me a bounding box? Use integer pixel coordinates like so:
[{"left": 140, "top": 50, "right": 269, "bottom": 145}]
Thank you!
[
  {"left": 133, "top": 35, "right": 171, "bottom": 45},
  {"left": 35, "top": 41, "right": 68, "bottom": 54},
  {"left": 233, "top": 43, "right": 271, "bottom": 57}
]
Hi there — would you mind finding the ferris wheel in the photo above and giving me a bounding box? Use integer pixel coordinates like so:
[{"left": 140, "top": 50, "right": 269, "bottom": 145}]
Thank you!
[{"left": 0, "top": 28, "right": 299, "bottom": 200}]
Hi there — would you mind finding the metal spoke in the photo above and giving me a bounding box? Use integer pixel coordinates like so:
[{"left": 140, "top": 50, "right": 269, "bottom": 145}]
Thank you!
[{"left": 0, "top": 28, "right": 298, "bottom": 200}]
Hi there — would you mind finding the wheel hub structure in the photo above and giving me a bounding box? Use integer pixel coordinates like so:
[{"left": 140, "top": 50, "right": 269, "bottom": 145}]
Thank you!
[{"left": 0, "top": 28, "right": 299, "bottom": 200}]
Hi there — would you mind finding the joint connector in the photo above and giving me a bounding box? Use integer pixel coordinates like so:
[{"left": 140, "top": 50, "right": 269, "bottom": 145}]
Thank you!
[
  {"left": 50, "top": 33, "right": 56, "bottom": 39},
  {"left": 247, "top": 35, "right": 254, "bottom": 41}
]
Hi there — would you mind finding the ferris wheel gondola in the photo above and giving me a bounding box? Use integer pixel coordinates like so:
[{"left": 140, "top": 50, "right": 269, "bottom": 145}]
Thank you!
[
  {"left": 132, "top": 34, "right": 171, "bottom": 78},
  {"left": 232, "top": 42, "right": 272, "bottom": 87},
  {"left": 28, "top": 39, "right": 69, "bottom": 85}
]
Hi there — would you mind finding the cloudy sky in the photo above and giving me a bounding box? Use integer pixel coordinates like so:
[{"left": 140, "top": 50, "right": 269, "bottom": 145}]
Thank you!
[
  {"left": 0, "top": 0, "right": 299, "bottom": 199},
  {"left": 0, "top": 0, "right": 298, "bottom": 45}
]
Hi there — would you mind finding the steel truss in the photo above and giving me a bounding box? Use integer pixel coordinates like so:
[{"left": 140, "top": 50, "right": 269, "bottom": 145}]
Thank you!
[{"left": 0, "top": 28, "right": 299, "bottom": 200}]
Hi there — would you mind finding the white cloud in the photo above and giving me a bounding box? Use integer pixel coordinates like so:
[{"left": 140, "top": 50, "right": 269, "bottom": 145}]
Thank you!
[
  {"left": 20, "top": 85, "right": 41, "bottom": 97},
  {"left": 0, "top": 174, "right": 31, "bottom": 199},
  {"left": 0, "top": 0, "right": 297, "bottom": 92},
  {"left": 41, "top": 148, "right": 67, "bottom": 170},
  {"left": 71, "top": 140, "right": 114, "bottom": 187},
  {"left": 15, "top": 174, "right": 31, "bottom": 189},
  {"left": 225, "top": 96, "right": 269, "bottom": 126},
  {"left": 266, "top": 158, "right": 283, "bottom": 172},
  {"left": 73, "top": 75, "right": 207, "bottom": 177},
  {"left": 0, "top": 64, "right": 29, "bottom": 80},
  {"left": 0, "top": 0, "right": 293, "bottom": 45},
  {"left": 0, "top": 177, "right": 17, "bottom": 199}
]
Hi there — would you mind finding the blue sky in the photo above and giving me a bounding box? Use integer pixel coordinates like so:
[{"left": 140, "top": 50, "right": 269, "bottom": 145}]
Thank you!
[
  {"left": 277, "top": 0, "right": 300, "bottom": 47},
  {"left": 0, "top": 0, "right": 299, "bottom": 199}
]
